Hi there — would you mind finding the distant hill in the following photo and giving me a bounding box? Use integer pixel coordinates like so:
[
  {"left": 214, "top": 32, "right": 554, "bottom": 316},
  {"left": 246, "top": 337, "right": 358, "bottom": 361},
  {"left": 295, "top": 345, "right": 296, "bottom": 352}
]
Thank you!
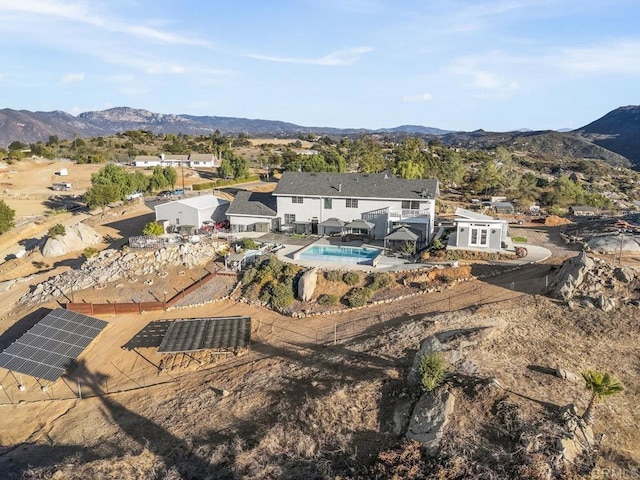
[
  {"left": 0, "top": 107, "right": 450, "bottom": 146},
  {"left": 441, "top": 129, "right": 631, "bottom": 168},
  {"left": 0, "top": 105, "right": 638, "bottom": 170},
  {"left": 575, "top": 105, "right": 640, "bottom": 167}
]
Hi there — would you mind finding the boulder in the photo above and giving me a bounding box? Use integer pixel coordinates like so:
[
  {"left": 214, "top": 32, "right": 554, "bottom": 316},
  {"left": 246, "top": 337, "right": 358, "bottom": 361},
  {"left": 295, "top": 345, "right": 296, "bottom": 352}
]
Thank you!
[
  {"left": 406, "top": 390, "right": 455, "bottom": 451},
  {"left": 392, "top": 397, "right": 415, "bottom": 436},
  {"left": 550, "top": 252, "right": 594, "bottom": 301},
  {"left": 42, "top": 223, "right": 102, "bottom": 258},
  {"left": 588, "top": 235, "right": 640, "bottom": 254},
  {"left": 614, "top": 267, "right": 635, "bottom": 283},
  {"left": 297, "top": 267, "right": 318, "bottom": 302},
  {"left": 555, "top": 366, "right": 580, "bottom": 383}
]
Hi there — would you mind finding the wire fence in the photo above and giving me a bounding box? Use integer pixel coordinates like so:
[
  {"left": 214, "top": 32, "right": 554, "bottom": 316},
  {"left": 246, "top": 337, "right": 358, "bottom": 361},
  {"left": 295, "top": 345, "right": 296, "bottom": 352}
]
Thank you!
[{"left": 0, "top": 270, "right": 554, "bottom": 405}]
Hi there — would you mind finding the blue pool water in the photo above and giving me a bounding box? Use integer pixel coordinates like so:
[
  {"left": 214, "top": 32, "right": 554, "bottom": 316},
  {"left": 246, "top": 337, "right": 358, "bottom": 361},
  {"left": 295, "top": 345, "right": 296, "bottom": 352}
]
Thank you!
[{"left": 297, "top": 245, "right": 381, "bottom": 265}]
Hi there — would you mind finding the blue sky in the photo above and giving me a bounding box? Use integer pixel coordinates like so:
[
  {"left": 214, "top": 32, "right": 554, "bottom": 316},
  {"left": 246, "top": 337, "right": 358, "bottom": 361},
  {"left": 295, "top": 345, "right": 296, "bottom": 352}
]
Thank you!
[{"left": 0, "top": 0, "right": 639, "bottom": 131}]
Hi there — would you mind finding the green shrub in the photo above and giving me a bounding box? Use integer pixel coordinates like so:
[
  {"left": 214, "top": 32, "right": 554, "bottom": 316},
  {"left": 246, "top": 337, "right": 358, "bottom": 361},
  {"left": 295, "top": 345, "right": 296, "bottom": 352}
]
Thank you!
[
  {"left": 48, "top": 223, "right": 66, "bottom": 238},
  {"left": 142, "top": 221, "right": 164, "bottom": 236},
  {"left": 325, "top": 270, "right": 342, "bottom": 282},
  {"left": 345, "top": 287, "right": 372, "bottom": 307},
  {"left": 343, "top": 271, "right": 361, "bottom": 286},
  {"left": 512, "top": 236, "right": 527, "bottom": 243},
  {"left": 419, "top": 352, "right": 447, "bottom": 392},
  {"left": 242, "top": 282, "right": 261, "bottom": 301},
  {"left": 431, "top": 238, "right": 445, "bottom": 250},
  {"left": 369, "top": 272, "right": 393, "bottom": 290},
  {"left": 82, "top": 247, "right": 98, "bottom": 259},
  {"left": 318, "top": 294, "right": 339, "bottom": 306},
  {"left": 270, "top": 282, "right": 294, "bottom": 309},
  {"left": 259, "top": 282, "right": 274, "bottom": 304},
  {"left": 239, "top": 238, "right": 258, "bottom": 250},
  {"left": 192, "top": 182, "right": 214, "bottom": 191}
]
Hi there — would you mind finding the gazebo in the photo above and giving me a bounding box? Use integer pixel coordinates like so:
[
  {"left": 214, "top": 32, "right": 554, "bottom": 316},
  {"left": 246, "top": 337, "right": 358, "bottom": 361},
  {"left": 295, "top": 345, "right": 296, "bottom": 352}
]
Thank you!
[
  {"left": 318, "top": 217, "right": 346, "bottom": 236},
  {"left": 384, "top": 226, "right": 420, "bottom": 256},
  {"left": 344, "top": 219, "right": 375, "bottom": 240}
]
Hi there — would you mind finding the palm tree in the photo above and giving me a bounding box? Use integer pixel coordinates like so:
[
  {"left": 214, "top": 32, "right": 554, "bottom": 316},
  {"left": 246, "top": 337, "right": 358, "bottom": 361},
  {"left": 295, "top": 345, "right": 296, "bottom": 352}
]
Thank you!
[{"left": 581, "top": 370, "right": 624, "bottom": 425}]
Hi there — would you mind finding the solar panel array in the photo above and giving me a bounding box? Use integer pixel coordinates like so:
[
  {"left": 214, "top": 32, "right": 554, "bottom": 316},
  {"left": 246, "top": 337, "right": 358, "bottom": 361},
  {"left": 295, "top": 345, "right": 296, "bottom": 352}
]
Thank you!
[
  {"left": 158, "top": 316, "right": 251, "bottom": 353},
  {"left": 122, "top": 321, "right": 172, "bottom": 350},
  {"left": 0, "top": 308, "right": 108, "bottom": 381}
]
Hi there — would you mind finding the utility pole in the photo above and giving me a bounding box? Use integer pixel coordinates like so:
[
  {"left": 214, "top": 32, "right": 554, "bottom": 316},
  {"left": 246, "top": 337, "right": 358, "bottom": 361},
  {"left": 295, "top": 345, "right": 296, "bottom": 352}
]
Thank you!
[{"left": 181, "top": 163, "right": 185, "bottom": 198}]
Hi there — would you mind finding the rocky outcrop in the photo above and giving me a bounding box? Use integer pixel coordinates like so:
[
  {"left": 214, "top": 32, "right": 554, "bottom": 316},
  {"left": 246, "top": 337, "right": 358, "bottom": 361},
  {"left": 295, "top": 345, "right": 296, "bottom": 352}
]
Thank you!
[
  {"left": 297, "top": 267, "right": 318, "bottom": 302},
  {"left": 20, "top": 242, "right": 224, "bottom": 305},
  {"left": 588, "top": 235, "right": 640, "bottom": 254},
  {"left": 558, "top": 404, "right": 597, "bottom": 464},
  {"left": 407, "top": 335, "right": 445, "bottom": 386},
  {"left": 406, "top": 390, "right": 455, "bottom": 451},
  {"left": 550, "top": 252, "right": 594, "bottom": 301},
  {"left": 42, "top": 223, "right": 102, "bottom": 258}
]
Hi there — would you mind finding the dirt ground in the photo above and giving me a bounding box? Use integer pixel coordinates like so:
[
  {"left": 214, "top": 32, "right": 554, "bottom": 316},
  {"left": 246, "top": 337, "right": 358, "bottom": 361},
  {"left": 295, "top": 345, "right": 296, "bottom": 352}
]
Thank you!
[{"left": 0, "top": 194, "right": 638, "bottom": 477}]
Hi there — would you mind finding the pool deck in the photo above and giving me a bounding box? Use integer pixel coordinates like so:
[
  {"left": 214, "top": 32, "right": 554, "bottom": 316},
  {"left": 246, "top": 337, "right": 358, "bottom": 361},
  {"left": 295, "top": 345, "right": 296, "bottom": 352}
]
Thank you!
[{"left": 275, "top": 236, "right": 419, "bottom": 272}]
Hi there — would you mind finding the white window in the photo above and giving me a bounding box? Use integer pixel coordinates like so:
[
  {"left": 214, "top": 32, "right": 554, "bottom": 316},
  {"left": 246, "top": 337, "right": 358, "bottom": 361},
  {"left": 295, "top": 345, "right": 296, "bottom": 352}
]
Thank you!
[
  {"left": 324, "top": 198, "right": 332, "bottom": 209},
  {"left": 346, "top": 198, "right": 358, "bottom": 208},
  {"left": 292, "top": 196, "right": 304, "bottom": 204},
  {"left": 285, "top": 214, "right": 296, "bottom": 224}
]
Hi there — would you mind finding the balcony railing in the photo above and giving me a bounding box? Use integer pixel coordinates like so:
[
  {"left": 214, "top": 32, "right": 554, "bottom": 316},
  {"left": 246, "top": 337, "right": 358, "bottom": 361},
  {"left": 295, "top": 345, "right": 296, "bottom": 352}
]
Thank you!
[{"left": 388, "top": 208, "right": 431, "bottom": 219}]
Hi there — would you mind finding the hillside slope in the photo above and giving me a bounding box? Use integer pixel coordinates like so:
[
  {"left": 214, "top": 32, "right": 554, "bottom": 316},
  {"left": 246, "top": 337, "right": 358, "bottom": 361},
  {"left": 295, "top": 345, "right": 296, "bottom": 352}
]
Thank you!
[{"left": 576, "top": 105, "right": 640, "bottom": 168}]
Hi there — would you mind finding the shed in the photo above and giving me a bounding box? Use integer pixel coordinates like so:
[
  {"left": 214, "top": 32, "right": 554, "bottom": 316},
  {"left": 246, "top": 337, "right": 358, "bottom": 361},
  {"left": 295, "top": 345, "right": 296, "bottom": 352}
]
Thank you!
[
  {"left": 155, "top": 194, "right": 230, "bottom": 233},
  {"left": 569, "top": 205, "right": 597, "bottom": 217},
  {"left": 226, "top": 191, "right": 278, "bottom": 233},
  {"left": 450, "top": 208, "right": 508, "bottom": 250}
]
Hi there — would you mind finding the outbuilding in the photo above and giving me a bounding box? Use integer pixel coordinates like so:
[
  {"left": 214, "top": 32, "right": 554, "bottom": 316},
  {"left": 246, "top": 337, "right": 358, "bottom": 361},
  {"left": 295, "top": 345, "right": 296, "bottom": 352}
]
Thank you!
[
  {"left": 226, "top": 191, "right": 279, "bottom": 233},
  {"left": 449, "top": 207, "right": 509, "bottom": 251},
  {"left": 154, "top": 194, "right": 230, "bottom": 233}
]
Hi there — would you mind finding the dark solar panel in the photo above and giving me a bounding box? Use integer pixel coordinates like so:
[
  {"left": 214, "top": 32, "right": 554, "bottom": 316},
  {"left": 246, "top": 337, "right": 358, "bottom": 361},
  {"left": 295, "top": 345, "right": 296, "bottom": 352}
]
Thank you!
[
  {"left": 122, "top": 321, "right": 172, "bottom": 350},
  {"left": 158, "top": 317, "right": 251, "bottom": 353},
  {"left": 0, "top": 308, "right": 108, "bottom": 381}
]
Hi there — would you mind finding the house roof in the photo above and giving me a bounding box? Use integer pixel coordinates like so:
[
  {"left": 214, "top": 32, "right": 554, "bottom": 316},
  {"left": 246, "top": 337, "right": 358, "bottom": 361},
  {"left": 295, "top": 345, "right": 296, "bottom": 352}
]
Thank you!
[
  {"left": 570, "top": 205, "right": 596, "bottom": 211},
  {"left": 319, "top": 217, "right": 346, "bottom": 228},
  {"left": 345, "top": 219, "right": 375, "bottom": 230},
  {"left": 134, "top": 155, "right": 161, "bottom": 162},
  {"left": 226, "top": 191, "right": 277, "bottom": 217},
  {"left": 273, "top": 172, "right": 438, "bottom": 200},
  {"left": 164, "top": 154, "right": 189, "bottom": 161},
  {"left": 189, "top": 154, "right": 216, "bottom": 161},
  {"left": 455, "top": 207, "right": 496, "bottom": 221},
  {"left": 384, "top": 226, "right": 419, "bottom": 241},
  {"left": 159, "top": 194, "right": 229, "bottom": 211},
  {"left": 491, "top": 201, "right": 514, "bottom": 209}
]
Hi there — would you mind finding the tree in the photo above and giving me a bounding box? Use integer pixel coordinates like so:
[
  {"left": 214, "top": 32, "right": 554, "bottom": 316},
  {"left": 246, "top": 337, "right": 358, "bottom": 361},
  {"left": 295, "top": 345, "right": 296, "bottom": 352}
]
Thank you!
[
  {"left": 419, "top": 352, "right": 446, "bottom": 392},
  {"left": 0, "top": 200, "right": 16, "bottom": 234},
  {"left": 85, "top": 184, "right": 119, "bottom": 211},
  {"left": 218, "top": 157, "right": 234, "bottom": 179},
  {"left": 581, "top": 370, "right": 624, "bottom": 425},
  {"left": 149, "top": 165, "right": 169, "bottom": 191},
  {"left": 142, "top": 221, "right": 164, "bottom": 236},
  {"left": 163, "top": 166, "right": 178, "bottom": 189}
]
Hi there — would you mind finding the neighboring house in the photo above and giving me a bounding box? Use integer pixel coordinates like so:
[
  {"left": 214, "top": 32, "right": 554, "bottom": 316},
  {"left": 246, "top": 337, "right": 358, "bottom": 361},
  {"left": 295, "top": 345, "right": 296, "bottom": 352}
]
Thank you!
[
  {"left": 226, "top": 191, "right": 279, "bottom": 233},
  {"left": 154, "top": 194, "right": 229, "bottom": 233},
  {"left": 133, "top": 153, "right": 219, "bottom": 168},
  {"left": 449, "top": 207, "right": 508, "bottom": 251},
  {"left": 491, "top": 201, "right": 515, "bottom": 214},
  {"left": 569, "top": 205, "right": 597, "bottom": 217},
  {"left": 271, "top": 172, "right": 439, "bottom": 242}
]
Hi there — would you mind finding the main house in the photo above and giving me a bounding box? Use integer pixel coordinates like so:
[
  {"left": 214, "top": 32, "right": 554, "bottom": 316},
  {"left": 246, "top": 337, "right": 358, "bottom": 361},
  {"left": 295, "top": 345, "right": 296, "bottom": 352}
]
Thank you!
[{"left": 262, "top": 172, "right": 439, "bottom": 243}]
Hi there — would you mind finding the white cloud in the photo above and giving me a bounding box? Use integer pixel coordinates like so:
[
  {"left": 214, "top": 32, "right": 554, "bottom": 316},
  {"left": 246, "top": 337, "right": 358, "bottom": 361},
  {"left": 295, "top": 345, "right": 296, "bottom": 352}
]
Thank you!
[
  {"left": 555, "top": 40, "right": 640, "bottom": 75},
  {"left": 402, "top": 92, "right": 433, "bottom": 103},
  {"left": 61, "top": 72, "right": 84, "bottom": 83},
  {"left": 0, "top": 0, "right": 212, "bottom": 47},
  {"left": 246, "top": 46, "right": 374, "bottom": 66},
  {"left": 145, "top": 64, "right": 185, "bottom": 75}
]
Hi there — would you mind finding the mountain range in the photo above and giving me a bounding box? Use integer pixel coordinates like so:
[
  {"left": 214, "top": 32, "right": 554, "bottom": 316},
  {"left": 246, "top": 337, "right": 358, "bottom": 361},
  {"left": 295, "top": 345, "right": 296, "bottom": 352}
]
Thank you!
[{"left": 1, "top": 105, "right": 639, "bottom": 170}]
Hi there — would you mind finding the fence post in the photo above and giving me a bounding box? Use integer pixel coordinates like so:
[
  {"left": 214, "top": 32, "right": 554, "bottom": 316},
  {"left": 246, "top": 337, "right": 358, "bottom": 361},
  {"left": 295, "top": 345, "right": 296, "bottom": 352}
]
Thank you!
[
  {"left": 545, "top": 275, "right": 548, "bottom": 288},
  {"left": 334, "top": 324, "right": 337, "bottom": 345},
  {"left": 90, "top": 303, "right": 94, "bottom": 315}
]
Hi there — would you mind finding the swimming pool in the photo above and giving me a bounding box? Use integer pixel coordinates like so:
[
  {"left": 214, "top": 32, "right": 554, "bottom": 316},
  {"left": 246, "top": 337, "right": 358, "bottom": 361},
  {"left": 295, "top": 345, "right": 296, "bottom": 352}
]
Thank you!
[{"left": 294, "top": 244, "right": 382, "bottom": 265}]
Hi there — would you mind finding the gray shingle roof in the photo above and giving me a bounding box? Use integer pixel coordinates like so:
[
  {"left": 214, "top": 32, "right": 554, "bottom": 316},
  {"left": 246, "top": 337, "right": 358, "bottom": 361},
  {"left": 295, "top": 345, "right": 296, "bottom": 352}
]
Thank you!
[
  {"left": 273, "top": 172, "right": 438, "bottom": 200},
  {"left": 227, "top": 191, "right": 277, "bottom": 217}
]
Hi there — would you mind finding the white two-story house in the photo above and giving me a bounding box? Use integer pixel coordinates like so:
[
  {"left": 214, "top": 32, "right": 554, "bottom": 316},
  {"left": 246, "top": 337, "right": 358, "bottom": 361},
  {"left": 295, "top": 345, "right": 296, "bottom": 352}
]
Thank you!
[{"left": 271, "top": 172, "right": 439, "bottom": 243}]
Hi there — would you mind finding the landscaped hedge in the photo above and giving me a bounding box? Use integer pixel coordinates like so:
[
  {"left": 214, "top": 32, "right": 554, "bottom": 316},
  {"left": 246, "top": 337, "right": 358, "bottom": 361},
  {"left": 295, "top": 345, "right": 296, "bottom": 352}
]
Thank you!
[
  {"left": 192, "top": 174, "right": 261, "bottom": 191},
  {"left": 343, "top": 271, "right": 361, "bottom": 286},
  {"left": 345, "top": 287, "right": 373, "bottom": 307},
  {"left": 241, "top": 255, "right": 301, "bottom": 310}
]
